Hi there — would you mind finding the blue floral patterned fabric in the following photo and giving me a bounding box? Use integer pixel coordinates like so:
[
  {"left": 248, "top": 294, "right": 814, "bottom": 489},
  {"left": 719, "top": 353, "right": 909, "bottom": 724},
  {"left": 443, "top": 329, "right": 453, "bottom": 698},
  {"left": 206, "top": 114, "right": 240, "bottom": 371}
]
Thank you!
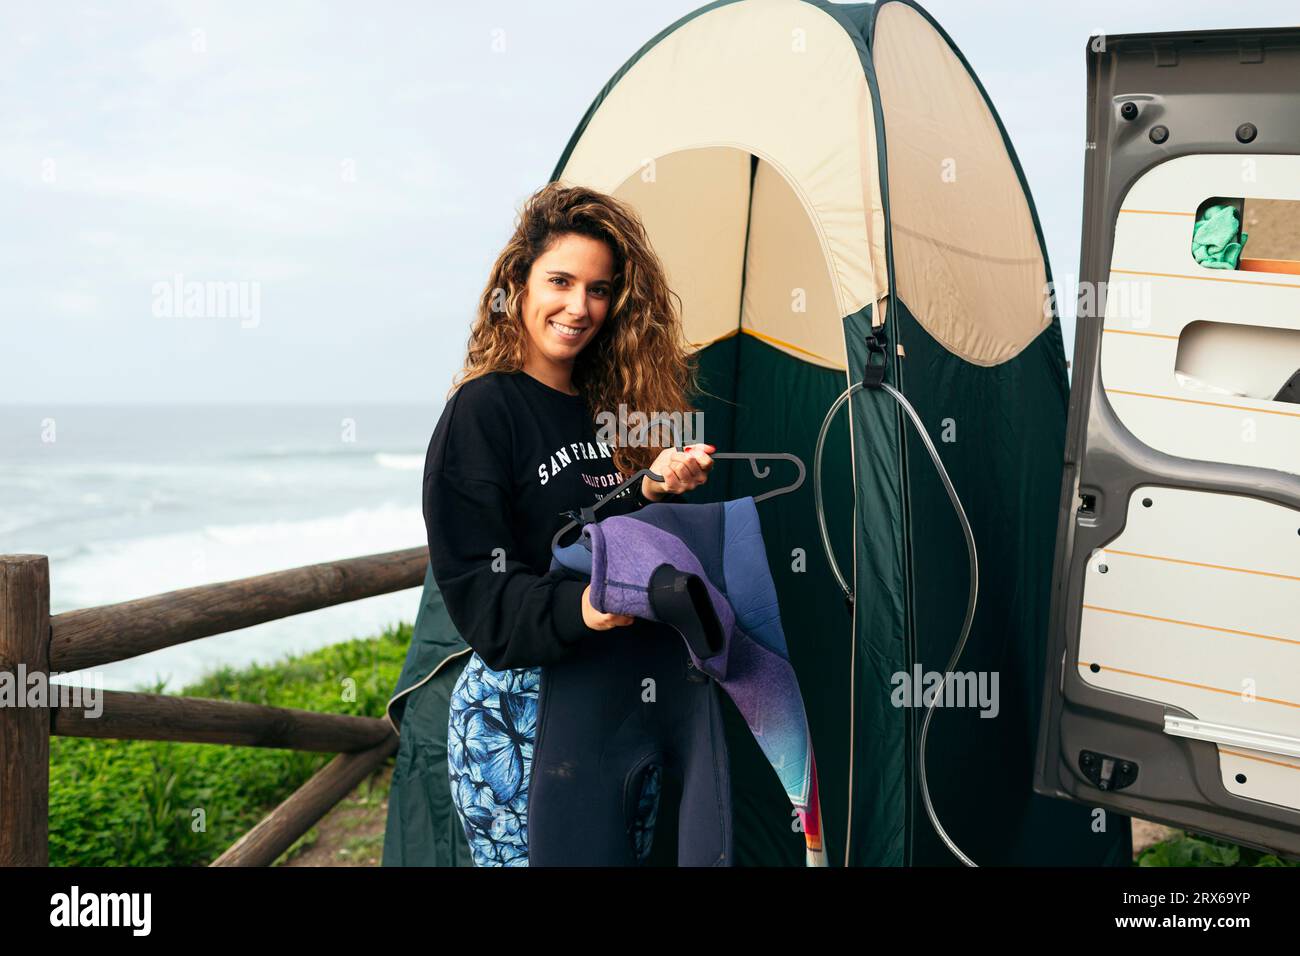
[
  {"left": 447, "top": 653, "right": 539, "bottom": 867},
  {"left": 448, "top": 651, "right": 662, "bottom": 866}
]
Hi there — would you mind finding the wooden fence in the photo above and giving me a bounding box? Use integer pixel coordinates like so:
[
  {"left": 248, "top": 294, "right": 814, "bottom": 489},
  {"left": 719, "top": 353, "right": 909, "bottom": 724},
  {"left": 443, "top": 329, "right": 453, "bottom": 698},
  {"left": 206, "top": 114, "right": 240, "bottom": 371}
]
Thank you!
[{"left": 0, "top": 547, "right": 427, "bottom": 866}]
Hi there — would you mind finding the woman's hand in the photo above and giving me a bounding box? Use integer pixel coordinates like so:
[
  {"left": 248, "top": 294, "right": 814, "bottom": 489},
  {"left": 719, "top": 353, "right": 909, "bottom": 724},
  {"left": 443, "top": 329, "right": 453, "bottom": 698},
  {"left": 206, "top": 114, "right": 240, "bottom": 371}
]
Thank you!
[
  {"left": 641, "top": 443, "right": 715, "bottom": 502},
  {"left": 582, "top": 584, "right": 634, "bottom": 630}
]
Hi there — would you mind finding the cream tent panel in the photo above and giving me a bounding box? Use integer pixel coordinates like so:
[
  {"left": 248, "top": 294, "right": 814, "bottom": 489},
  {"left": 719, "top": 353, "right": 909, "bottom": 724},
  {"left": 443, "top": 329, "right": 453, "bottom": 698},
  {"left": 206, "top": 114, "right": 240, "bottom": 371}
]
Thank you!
[
  {"left": 556, "top": 0, "right": 886, "bottom": 363},
  {"left": 741, "top": 159, "right": 845, "bottom": 369},
  {"left": 872, "top": 1, "right": 1049, "bottom": 367},
  {"left": 613, "top": 148, "right": 752, "bottom": 352}
]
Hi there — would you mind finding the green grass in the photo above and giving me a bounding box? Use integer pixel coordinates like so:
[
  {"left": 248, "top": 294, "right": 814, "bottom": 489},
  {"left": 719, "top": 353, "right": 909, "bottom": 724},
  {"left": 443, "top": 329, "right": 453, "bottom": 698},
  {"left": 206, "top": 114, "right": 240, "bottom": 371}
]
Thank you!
[
  {"left": 1136, "top": 831, "right": 1297, "bottom": 868},
  {"left": 47, "top": 621, "right": 411, "bottom": 867}
]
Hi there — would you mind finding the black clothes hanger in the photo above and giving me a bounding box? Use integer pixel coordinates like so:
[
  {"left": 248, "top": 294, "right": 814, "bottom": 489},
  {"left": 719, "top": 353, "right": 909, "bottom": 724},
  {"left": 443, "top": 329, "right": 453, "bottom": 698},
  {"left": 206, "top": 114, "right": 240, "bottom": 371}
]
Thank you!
[
  {"left": 549, "top": 415, "right": 806, "bottom": 553},
  {"left": 639, "top": 414, "right": 806, "bottom": 503},
  {"left": 711, "top": 451, "right": 805, "bottom": 503},
  {"left": 551, "top": 465, "right": 663, "bottom": 553}
]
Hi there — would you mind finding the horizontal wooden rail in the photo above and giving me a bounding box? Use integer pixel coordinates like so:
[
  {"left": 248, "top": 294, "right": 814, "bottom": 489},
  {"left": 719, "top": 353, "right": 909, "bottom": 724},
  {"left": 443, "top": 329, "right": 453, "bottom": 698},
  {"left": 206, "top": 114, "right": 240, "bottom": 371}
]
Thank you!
[
  {"left": 3, "top": 547, "right": 420, "bottom": 866},
  {"left": 51, "top": 690, "right": 394, "bottom": 753},
  {"left": 49, "top": 545, "right": 427, "bottom": 673},
  {"left": 211, "top": 735, "right": 398, "bottom": 866}
]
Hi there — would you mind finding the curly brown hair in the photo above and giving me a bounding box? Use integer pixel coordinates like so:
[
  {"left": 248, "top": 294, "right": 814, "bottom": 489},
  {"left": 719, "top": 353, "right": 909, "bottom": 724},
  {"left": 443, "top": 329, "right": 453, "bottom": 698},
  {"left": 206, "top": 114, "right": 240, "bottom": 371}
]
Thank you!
[{"left": 450, "top": 181, "right": 700, "bottom": 476}]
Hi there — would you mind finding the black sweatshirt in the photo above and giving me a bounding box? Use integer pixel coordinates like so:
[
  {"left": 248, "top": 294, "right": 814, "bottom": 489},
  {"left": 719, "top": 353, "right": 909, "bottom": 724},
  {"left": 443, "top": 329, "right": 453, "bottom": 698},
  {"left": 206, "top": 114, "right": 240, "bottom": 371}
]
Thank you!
[{"left": 423, "top": 370, "right": 680, "bottom": 671}]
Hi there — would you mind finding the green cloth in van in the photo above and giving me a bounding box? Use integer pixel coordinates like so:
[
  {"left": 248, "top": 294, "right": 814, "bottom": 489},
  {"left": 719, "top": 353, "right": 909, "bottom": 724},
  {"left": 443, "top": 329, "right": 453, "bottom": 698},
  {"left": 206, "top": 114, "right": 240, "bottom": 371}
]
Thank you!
[{"left": 1192, "top": 204, "right": 1248, "bottom": 269}]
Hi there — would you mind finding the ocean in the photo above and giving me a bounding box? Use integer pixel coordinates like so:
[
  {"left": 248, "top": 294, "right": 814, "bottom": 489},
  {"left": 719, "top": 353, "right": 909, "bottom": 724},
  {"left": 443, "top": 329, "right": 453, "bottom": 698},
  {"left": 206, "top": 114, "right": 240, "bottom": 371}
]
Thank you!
[{"left": 0, "top": 403, "right": 439, "bottom": 692}]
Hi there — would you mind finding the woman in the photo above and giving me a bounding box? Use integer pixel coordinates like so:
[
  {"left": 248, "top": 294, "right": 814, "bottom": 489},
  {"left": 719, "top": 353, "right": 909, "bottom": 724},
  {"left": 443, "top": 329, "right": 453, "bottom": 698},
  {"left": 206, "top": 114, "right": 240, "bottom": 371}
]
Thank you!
[{"left": 423, "top": 181, "right": 715, "bottom": 866}]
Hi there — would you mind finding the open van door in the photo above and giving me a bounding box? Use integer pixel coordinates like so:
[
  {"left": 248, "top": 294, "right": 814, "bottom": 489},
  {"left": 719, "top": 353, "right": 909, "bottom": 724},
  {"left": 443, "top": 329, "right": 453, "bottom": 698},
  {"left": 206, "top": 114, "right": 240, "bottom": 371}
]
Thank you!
[{"left": 1035, "top": 27, "right": 1300, "bottom": 858}]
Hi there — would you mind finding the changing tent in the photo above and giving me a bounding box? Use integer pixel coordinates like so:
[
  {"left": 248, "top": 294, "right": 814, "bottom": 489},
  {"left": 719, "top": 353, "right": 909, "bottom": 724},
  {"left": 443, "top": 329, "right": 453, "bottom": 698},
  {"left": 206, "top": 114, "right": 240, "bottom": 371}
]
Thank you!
[{"left": 384, "top": 0, "right": 1130, "bottom": 866}]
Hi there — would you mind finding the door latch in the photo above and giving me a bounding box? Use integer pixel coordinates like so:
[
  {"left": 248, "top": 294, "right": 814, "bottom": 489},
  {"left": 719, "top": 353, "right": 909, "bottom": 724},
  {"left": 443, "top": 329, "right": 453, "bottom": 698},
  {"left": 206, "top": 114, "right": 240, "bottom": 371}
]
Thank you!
[{"left": 1079, "top": 750, "right": 1138, "bottom": 791}]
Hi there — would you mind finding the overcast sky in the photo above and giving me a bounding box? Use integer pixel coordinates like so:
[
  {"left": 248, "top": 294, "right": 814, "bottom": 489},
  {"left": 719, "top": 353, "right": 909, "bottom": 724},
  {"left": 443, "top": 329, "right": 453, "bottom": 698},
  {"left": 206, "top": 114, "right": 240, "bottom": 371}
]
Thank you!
[{"left": 2, "top": 0, "right": 1293, "bottom": 405}]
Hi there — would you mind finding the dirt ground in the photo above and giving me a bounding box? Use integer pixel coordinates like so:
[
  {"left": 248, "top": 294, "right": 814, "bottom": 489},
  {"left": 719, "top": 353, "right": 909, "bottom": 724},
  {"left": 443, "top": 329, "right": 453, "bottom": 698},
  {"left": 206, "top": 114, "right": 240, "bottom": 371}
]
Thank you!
[{"left": 276, "top": 765, "right": 393, "bottom": 867}]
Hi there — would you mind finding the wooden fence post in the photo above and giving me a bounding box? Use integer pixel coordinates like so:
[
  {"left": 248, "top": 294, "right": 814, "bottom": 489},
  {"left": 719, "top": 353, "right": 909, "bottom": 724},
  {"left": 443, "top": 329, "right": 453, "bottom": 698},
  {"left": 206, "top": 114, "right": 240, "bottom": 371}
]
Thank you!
[{"left": 0, "top": 555, "right": 51, "bottom": 866}]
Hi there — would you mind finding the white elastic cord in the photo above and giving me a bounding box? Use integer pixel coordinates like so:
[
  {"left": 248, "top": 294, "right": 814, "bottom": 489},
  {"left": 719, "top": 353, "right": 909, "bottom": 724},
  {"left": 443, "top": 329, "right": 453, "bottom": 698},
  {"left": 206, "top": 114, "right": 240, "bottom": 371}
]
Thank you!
[{"left": 813, "top": 380, "right": 980, "bottom": 867}]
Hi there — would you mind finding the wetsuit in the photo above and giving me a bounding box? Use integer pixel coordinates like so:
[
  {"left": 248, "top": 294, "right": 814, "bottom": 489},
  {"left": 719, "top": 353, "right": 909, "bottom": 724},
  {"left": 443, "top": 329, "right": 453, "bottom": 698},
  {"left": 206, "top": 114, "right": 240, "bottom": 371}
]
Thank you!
[
  {"left": 525, "top": 603, "right": 732, "bottom": 866},
  {"left": 545, "top": 497, "right": 825, "bottom": 866}
]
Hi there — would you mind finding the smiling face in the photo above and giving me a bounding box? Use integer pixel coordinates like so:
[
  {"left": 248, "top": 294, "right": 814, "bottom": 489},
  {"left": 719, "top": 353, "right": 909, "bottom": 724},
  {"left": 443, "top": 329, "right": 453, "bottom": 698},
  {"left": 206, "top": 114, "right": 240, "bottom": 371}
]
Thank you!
[{"left": 519, "top": 232, "right": 615, "bottom": 394}]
